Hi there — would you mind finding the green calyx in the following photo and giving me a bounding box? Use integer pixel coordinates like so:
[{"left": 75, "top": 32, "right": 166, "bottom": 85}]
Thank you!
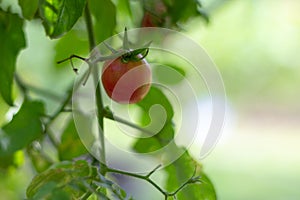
[
  {"left": 120, "top": 27, "right": 151, "bottom": 63},
  {"left": 121, "top": 47, "right": 149, "bottom": 63}
]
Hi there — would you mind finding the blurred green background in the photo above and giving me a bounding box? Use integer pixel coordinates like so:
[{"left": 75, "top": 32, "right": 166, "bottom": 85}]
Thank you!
[
  {"left": 190, "top": 0, "right": 300, "bottom": 199},
  {"left": 1, "top": 0, "right": 300, "bottom": 199}
]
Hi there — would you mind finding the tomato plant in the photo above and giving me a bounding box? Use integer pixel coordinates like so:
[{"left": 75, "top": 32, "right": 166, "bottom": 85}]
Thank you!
[{"left": 0, "top": 0, "right": 216, "bottom": 199}]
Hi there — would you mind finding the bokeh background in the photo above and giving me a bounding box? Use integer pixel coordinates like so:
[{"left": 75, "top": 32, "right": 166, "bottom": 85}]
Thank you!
[
  {"left": 1, "top": 0, "right": 300, "bottom": 199},
  {"left": 192, "top": 0, "right": 300, "bottom": 199}
]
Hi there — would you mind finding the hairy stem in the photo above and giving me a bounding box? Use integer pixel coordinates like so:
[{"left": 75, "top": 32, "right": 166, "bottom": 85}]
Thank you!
[{"left": 84, "top": 3, "right": 106, "bottom": 175}]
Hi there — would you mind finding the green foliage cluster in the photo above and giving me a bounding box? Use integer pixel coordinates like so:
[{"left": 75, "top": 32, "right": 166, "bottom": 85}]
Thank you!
[{"left": 0, "top": 0, "right": 215, "bottom": 199}]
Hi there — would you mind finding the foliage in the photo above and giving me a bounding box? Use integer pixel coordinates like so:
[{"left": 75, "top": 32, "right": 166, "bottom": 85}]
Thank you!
[
  {"left": 0, "top": 100, "right": 44, "bottom": 156},
  {"left": 0, "top": 0, "right": 216, "bottom": 199},
  {"left": 0, "top": 9, "right": 25, "bottom": 105}
]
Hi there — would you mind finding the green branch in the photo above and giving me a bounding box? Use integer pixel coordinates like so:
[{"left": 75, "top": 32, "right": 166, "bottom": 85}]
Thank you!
[
  {"left": 106, "top": 165, "right": 201, "bottom": 199},
  {"left": 103, "top": 107, "right": 155, "bottom": 136},
  {"left": 84, "top": 3, "right": 106, "bottom": 175},
  {"left": 43, "top": 85, "right": 73, "bottom": 148},
  {"left": 14, "top": 74, "right": 63, "bottom": 101},
  {"left": 106, "top": 165, "right": 167, "bottom": 196}
]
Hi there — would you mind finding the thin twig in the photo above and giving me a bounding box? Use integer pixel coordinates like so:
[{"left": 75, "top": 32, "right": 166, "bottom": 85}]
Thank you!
[{"left": 146, "top": 164, "right": 162, "bottom": 178}]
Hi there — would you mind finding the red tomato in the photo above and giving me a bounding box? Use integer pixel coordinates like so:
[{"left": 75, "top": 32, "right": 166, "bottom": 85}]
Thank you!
[{"left": 101, "top": 56, "right": 151, "bottom": 104}]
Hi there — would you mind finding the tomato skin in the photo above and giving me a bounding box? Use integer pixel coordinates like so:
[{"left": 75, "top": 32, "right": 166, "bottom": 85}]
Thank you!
[{"left": 101, "top": 57, "right": 151, "bottom": 104}]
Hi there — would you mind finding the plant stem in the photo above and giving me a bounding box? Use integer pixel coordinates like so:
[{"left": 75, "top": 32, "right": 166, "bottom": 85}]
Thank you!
[
  {"left": 106, "top": 166, "right": 168, "bottom": 196},
  {"left": 103, "top": 111, "right": 155, "bottom": 136},
  {"left": 84, "top": 3, "right": 106, "bottom": 175},
  {"left": 84, "top": 4, "right": 96, "bottom": 51},
  {"left": 43, "top": 86, "right": 73, "bottom": 148},
  {"left": 49, "top": 88, "right": 73, "bottom": 120},
  {"left": 14, "top": 74, "right": 63, "bottom": 101},
  {"left": 106, "top": 165, "right": 202, "bottom": 199}
]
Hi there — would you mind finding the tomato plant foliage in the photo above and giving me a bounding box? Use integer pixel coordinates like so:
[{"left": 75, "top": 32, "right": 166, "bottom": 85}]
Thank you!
[
  {"left": 0, "top": 9, "right": 26, "bottom": 106},
  {"left": 0, "top": 0, "right": 217, "bottom": 199},
  {"left": 39, "top": 0, "right": 86, "bottom": 38}
]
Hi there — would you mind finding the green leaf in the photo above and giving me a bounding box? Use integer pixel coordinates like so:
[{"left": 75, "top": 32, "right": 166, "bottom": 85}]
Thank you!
[
  {"left": 30, "top": 181, "right": 71, "bottom": 200},
  {"left": 177, "top": 173, "right": 217, "bottom": 200},
  {"left": 27, "top": 144, "right": 53, "bottom": 173},
  {"left": 165, "top": 151, "right": 217, "bottom": 200},
  {"left": 0, "top": 9, "right": 26, "bottom": 105},
  {"left": 168, "top": 0, "right": 199, "bottom": 23},
  {"left": 0, "top": 151, "right": 24, "bottom": 171},
  {"left": 0, "top": 94, "right": 10, "bottom": 126},
  {"left": 116, "top": 0, "right": 132, "bottom": 18},
  {"left": 26, "top": 160, "right": 131, "bottom": 199},
  {"left": 18, "top": 0, "right": 39, "bottom": 20},
  {"left": 159, "top": 0, "right": 209, "bottom": 26},
  {"left": 58, "top": 118, "right": 88, "bottom": 161},
  {"left": 133, "top": 123, "right": 174, "bottom": 153},
  {"left": 39, "top": 0, "right": 86, "bottom": 38},
  {"left": 138, "top": 86, "right": 174, "bottom": 123},
  {"left": 0, "top": 100, "right": 44, "bottom": 156},
  {"left": 0, "top": 154, "right": 15, "bottom": 170},
  {"left": 153, "top": 63, "right": 186, "bottom": 85},
  {"left": 133, "top": 86, "right": 175, "bottom": 153},
  {"left": 26, "top": 160, "right": 97, "bottom": 199},
  {"left": 89, "top": 0, "right": 116, "bottom": 43}
]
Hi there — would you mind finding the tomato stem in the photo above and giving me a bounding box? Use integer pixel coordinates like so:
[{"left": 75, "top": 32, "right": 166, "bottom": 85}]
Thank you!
[{"left": 103, "top": 41, "right": 117, "bottom": 53}]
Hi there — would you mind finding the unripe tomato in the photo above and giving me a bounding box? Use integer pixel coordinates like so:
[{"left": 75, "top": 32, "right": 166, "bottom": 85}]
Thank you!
[{"left": 101, "top": 56, "right": 151, "bottom": 104}]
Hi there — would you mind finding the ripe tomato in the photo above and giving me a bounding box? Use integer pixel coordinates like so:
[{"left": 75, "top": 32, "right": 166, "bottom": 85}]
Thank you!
[{"left": 101, "top": 56, "right": 151, "bottom": 104}]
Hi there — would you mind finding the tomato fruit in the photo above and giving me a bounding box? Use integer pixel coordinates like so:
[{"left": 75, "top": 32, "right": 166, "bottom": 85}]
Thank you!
[
  {"left": 101, "top": 56, "right": 151, "bottom": 104},
  {"left": 141, "top": 0, "right": 167, "bottom": 27},
  {"left": 141, "top": 11, "right": 163, "bottom": 27}
]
